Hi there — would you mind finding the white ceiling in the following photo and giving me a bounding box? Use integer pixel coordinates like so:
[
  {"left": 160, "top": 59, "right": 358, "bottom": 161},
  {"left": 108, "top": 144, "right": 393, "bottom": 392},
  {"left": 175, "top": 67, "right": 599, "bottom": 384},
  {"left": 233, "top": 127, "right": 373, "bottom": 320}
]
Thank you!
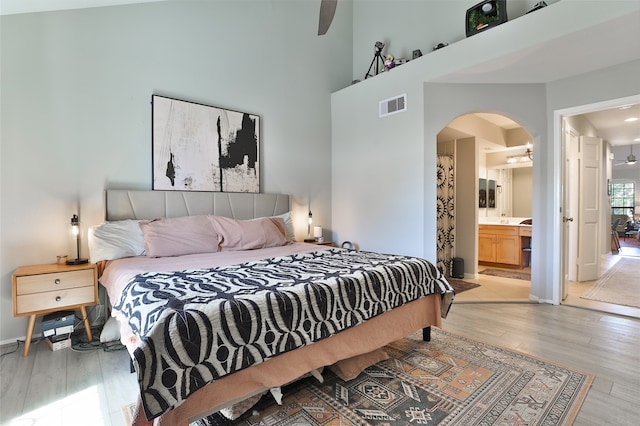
[
  {"left": 478, "top": 104, "right": 640, "bottom": 147},
  {"left": 0, "top": 0, "right": 163, "bottom": 15}
]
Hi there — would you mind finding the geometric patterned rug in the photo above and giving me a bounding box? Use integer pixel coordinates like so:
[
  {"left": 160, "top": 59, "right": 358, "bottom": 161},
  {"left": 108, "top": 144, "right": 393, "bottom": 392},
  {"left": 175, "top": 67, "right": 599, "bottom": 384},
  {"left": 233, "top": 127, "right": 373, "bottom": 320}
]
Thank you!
[{"left": 193, "top": 328, "right": 592, "bottom": 425}]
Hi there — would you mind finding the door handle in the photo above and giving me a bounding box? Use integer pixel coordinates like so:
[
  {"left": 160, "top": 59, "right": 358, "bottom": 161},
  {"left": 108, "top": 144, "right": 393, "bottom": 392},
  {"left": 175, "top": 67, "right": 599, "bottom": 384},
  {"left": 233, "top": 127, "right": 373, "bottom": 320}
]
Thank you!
[{"left": 563, "top": 216, "right": 574, "bottom": 222}]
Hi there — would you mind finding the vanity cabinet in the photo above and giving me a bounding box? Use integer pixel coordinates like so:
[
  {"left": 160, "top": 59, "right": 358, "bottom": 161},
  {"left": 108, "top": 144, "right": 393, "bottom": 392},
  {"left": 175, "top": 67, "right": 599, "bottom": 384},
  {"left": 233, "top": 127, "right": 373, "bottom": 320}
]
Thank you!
[{"left": 478, "top": 225, "right": 522, "bottom": 266}]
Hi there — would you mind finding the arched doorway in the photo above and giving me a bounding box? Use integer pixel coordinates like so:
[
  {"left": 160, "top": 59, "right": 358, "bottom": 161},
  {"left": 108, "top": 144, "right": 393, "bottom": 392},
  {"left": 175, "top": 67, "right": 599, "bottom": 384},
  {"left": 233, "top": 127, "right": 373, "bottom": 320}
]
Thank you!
[{"left": 436, "top": 112, "right": 533, "bottom": 301}]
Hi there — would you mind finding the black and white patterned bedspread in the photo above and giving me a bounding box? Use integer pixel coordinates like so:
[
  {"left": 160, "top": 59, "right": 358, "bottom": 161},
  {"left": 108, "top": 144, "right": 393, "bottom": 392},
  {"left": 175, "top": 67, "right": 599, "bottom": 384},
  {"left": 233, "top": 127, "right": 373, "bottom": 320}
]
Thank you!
[{"left": 113, "top": 248, "right": 452, "bottom": 420}]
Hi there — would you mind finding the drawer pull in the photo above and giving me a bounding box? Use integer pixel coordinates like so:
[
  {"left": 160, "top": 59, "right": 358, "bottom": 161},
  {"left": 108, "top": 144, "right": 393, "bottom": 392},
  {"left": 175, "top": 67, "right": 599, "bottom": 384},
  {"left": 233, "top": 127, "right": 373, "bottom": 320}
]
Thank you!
[
  {"left": 55, "top": 296, "right": 61, "bottom": 302},
  {"left": 55, "top": 279, "right": 61, "bottom": 285}
]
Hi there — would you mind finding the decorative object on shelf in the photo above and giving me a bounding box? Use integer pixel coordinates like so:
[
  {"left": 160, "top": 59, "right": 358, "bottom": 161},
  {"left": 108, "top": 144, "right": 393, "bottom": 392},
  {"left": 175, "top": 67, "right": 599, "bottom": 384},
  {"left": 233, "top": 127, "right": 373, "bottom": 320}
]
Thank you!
[
  {"left": 465, "top": 0, "right": 507, "bottom": 37},
  {"left": 364, "top": 41, "right": 386, "bottom": 79},
  {"left": 67, "top": 214, "right": 88, "bottom": 265},
  {"left": 152, "top": 95, "right": 260, "bottom": 193},
  {"left": 412, "top": 49, "right": 422, "bottom": 59},
  {"left": 384, "top": 54, "right": 395, "bottom": 71},
  {"left": 56, "top": 254, "right": 68, "bottom": 265},
  {"left": 313, "top": 226, "right": 323, "bottom": 243},
  {"left": 304, "top": 210, "right": 315, "bottom": 242},
  {"left": 433, "top": 42, "right": 448, "bottom": 50}
]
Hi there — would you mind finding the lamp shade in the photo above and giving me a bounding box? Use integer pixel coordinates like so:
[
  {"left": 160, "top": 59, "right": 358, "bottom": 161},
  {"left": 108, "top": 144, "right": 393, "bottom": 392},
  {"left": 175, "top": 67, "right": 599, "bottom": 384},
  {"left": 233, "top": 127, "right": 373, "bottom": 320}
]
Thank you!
[{"left": 313, "top": 226, "right": 323, "bottom": 238}]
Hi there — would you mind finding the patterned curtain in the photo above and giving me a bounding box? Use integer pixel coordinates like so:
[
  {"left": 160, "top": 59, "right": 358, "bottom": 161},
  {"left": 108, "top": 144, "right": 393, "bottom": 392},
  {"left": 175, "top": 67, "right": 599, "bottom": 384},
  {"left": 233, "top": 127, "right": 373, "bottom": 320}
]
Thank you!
[{"left": 436, "top": 155, "right": 455, "bottom": 277}]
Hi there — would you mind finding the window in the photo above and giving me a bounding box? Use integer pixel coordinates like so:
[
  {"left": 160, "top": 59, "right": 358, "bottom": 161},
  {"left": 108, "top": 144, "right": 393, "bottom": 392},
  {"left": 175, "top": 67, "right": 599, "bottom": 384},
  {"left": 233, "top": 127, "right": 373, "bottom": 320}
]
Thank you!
[{"left": 610, "top": 180, "right": 635, "bottom": 218}]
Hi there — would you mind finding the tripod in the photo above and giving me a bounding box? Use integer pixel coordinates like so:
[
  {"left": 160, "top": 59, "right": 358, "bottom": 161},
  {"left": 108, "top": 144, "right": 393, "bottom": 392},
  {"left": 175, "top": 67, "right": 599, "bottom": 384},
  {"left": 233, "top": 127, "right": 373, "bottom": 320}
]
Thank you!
[{"left": 364, "top": 51, "right": 385, "bottom": 79}]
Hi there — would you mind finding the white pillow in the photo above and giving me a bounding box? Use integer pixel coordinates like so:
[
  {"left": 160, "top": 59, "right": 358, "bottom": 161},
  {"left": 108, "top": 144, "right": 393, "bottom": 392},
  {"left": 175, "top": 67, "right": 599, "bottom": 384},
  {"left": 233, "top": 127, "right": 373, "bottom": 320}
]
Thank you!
[
  {"left": 272, "top": 212, "right": 295, "bottom": 242},
  {"left": 88, "top": 220, "right": 146, "bottom": 262}
]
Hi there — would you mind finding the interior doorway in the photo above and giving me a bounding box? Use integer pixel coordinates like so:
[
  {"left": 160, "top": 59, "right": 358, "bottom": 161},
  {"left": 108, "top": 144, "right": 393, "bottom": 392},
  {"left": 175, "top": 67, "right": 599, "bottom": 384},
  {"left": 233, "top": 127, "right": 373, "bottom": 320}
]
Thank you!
[
  {"left": 437, "top": 112, "right": 533, "bottom": 302},
  {"left": 555, "top": 95, "right": 640, "bottom": 318}
]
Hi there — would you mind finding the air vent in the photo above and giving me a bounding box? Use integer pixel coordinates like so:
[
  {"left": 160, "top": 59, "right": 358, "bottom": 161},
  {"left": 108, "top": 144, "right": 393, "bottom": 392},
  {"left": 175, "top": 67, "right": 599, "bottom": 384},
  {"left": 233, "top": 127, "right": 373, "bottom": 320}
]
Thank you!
[{"left": 379, "top": 94, "right": 407, "bottom": 118}]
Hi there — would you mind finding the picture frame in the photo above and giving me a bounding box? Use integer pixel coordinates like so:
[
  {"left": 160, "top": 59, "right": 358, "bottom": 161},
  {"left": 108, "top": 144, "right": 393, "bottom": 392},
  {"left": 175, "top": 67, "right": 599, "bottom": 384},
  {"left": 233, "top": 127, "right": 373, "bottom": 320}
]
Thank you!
[
  {"left": 488, "top": 179, "right": 496, "bottom": 208},
  {"left": 152, "top": 95, "right": 260, "bottom": 192},
  {"left": 479, "top": 178, "right": 487, "bottom": 208}
]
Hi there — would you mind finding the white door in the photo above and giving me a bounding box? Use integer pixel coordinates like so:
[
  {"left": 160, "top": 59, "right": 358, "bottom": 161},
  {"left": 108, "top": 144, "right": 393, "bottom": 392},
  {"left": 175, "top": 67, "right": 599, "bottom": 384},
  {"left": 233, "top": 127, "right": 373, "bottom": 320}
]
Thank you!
[
  {"left": 577, "top": 136, "right": 602, "bottom": 281},
  {"left": 562, "top": 125, "right": 580, "bottom": 299}
]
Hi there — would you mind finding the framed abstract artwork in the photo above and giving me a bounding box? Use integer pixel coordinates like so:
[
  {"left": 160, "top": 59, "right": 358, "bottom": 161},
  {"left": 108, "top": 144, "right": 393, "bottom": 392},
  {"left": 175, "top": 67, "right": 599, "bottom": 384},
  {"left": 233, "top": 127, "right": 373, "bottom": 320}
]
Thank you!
[
  {"left": 152, "top": 95, "right": 260, "bottom": 192},
  {"left": 488, "top": 179, "right": 496, "bottom": 208},
  {"left": 479, "top": 178, "right": 487, "bottom": 208}
]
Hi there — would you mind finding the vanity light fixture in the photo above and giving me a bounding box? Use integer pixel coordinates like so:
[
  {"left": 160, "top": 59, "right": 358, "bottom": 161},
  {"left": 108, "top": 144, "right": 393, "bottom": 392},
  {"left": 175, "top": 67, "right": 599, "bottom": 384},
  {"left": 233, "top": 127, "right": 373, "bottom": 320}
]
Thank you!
[
  {"left": 506, "top": 143, "right": 533, "bottom": 164},
  {"left": 67, "top": 214, "right": 88, "bottom": 265},
  {"left": 526, "top": 142, "right": 533, "bottom": 160}
]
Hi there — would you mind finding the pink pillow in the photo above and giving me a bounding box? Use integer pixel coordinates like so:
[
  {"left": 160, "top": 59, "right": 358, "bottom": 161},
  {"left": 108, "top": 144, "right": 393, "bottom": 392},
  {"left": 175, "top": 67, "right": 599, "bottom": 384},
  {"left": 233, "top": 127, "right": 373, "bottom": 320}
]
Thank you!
[
  {"left": 140, "top": 216, "right": 219, "bottom": 257},
  {"left": 210, "top": 216, "right": 286, "bottom": 251}
]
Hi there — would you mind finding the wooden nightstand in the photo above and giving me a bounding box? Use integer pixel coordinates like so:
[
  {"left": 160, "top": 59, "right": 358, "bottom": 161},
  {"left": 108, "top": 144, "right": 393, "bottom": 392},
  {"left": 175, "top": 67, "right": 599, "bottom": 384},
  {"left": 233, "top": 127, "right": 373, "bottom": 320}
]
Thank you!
[
  {"left": 12, "top": 263, "right": 98, "bottom": 356},
  {"left": 302, "top": 240, "right": 333, "bottom": 246}
]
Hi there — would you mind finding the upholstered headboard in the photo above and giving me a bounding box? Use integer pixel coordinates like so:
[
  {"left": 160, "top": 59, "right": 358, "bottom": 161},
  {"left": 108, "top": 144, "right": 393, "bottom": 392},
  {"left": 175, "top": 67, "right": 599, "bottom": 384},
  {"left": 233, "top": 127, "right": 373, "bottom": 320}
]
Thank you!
[{"left": 105, "top": 190, "right": 290, "bottom": 221}]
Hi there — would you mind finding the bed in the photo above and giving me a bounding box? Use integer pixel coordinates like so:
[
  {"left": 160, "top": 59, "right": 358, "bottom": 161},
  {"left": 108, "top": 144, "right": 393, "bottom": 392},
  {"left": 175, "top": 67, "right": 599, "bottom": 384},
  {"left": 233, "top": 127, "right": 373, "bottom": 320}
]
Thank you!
[{"left": 94, "top": 190, "right": 454, "bottom": 426}]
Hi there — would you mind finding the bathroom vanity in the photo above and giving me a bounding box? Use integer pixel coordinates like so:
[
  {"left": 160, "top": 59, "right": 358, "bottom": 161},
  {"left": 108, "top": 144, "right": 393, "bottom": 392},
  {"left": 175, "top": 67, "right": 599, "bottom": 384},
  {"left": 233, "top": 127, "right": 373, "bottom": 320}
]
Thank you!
[{"left": 478, "top": 219, "right": 532, "bottom": 268}]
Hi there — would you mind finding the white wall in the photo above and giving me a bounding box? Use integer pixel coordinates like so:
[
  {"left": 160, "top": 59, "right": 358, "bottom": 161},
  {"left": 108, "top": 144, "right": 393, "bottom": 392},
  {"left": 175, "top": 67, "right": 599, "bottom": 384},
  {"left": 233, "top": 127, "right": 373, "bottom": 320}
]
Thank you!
[
  {"left": 455, "top": 137, "right": 478, "bottom": 276},
  {"left": 331, "top": 76, "right": 426, "bottom": 255},
  {"left": 0, "top": 0, "right": 353, "bottom": 343},
  {"left": 512, "top": 168, "right": 533, "bottom": 217}
]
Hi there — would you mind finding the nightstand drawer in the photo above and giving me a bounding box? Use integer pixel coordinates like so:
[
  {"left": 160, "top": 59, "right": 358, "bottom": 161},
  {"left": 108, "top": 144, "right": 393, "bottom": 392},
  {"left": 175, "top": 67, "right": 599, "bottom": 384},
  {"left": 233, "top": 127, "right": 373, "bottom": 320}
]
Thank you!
[
  {"left": 15, "top": 285, "right": 96, "bottom": 315},
  {"left": 15, "top": 269, "right": 94, "bottom": 295}
]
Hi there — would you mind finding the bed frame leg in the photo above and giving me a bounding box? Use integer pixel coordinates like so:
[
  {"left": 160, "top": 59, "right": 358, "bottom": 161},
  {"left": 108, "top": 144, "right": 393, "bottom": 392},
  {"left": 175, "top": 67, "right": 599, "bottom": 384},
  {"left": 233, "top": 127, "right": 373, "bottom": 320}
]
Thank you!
[{"left": 422, "top": 326, "right": 431, "bottom": 342}]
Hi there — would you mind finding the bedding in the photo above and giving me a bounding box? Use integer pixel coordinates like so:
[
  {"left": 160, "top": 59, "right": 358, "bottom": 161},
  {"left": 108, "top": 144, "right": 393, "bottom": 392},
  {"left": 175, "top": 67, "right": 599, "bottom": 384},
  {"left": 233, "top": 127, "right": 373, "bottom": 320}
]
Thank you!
[
  {"left": 140, "top": 215, "right": 219, "bottom": 257},
  {"left": 99, "top": 190, "right": 453, "bottom": 425},
  {"left": 101, "top": 243, "right": 452, "bottom": 422}
]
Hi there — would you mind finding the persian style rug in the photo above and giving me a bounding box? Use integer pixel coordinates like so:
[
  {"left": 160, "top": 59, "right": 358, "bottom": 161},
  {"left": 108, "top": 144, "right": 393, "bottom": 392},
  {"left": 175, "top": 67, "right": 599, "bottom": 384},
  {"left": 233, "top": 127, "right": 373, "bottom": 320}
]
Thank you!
[
  {"left": 581, "top": 256, "right": 640, "bottom": 308},
  {"left": 480, "top": 268, "right": 531, "bottom": 281},
  {"left": 446, "top": 278, "right": 481, "bottom": 294},
  {"left": 184, "top": 328, "right": 592, "bottom": 426}
]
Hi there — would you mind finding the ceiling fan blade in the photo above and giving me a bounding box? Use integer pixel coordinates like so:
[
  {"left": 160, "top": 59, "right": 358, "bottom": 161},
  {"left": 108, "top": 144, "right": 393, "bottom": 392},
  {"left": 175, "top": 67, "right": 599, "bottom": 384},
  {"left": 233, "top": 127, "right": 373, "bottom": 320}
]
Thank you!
[{"left": 318, "top": 0, "right": 337, "bottom": 35}]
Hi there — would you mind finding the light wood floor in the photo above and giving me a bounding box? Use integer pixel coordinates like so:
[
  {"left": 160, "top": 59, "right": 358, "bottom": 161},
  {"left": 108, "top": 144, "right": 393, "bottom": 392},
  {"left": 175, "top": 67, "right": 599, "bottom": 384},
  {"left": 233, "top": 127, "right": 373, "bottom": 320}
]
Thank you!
[
  {"left": 456, "top": 243, "right": 640, "bottom": 320},
  {"left": 2, "top": 243, "right": 639, "bottom": 425},
  {"left": 443, "top": 303, "right": 640, "bottom": 426},
  {"left": 2, "top": 303, "right": 640, "bottom": 425}
]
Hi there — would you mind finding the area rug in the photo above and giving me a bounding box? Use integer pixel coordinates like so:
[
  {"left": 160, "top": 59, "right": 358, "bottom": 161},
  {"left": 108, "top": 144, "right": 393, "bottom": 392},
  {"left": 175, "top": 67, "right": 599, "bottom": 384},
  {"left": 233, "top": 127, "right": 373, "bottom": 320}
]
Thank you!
[
  {"left": 174, "top": 328, "right": 592, "bottom": 426},
  {"left": 580, "top": 256, "right": 640, "bottom": 308},
  {"left": 446, "top": 278, "right": 481, "bottom": 293},
  {"left": 481, "top": 268, "right": 531, "bottom": 280}
]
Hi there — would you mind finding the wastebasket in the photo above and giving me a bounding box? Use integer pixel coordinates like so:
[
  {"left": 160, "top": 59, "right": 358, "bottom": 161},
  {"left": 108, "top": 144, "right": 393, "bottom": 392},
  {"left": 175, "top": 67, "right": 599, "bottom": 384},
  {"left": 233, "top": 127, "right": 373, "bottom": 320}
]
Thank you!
[{"left": 452, "top": 257, "right": 464, "bottom": 278}]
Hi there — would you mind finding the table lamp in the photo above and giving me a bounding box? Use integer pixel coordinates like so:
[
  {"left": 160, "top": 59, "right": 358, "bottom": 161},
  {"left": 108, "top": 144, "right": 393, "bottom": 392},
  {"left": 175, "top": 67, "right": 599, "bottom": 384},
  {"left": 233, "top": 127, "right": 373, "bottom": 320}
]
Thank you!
[{"left": 66, "top": 214, "right": 88, "bottom": 265}]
